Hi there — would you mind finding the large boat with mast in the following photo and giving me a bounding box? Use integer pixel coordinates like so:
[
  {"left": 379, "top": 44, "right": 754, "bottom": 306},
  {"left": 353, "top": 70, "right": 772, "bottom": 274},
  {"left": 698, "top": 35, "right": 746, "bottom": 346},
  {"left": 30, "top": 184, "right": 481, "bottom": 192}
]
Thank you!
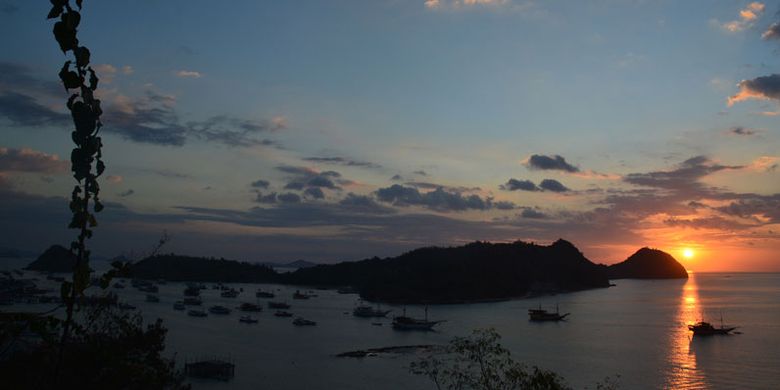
[
  {"left": 528, "top": 303, "right": 569, "bottom": 322},
  {"left": 688, "top": 313, "right": 737, "bottom": 336},
  {"left": 392, "top": 306, "right": 443, "bottom": 331}
]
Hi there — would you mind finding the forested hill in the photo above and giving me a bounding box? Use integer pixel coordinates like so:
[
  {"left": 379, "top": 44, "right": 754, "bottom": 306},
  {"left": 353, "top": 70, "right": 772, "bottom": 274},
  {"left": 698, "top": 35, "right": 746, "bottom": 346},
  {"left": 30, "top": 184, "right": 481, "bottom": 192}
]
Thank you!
[
  {"left": 129, "top": 254, "right": 277, "bottom": 283},
  {"left": 606, "top": 247, "right": 688, "bottom": 279},
  {"left": 281, "top": 239, "right": 611, "bottom": 304}
]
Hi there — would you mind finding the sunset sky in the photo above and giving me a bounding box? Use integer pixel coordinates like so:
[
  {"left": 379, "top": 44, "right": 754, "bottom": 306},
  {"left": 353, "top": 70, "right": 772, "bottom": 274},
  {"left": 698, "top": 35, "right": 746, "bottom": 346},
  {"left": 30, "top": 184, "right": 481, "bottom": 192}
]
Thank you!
[{"left": 1, "top": 1, "right": 779, "bottom": 271}]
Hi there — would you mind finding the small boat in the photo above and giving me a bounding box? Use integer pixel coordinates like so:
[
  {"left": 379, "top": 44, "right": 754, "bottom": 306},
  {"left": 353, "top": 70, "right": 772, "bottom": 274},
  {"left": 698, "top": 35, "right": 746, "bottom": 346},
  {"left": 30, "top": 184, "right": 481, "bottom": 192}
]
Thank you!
[
  {"left": 221, "top": 289, "right": 239, "bottom": 298},
  {"left": 392, "top": 307, "right": 443, "bottom": 331},
  {"left": 353, "top": 304, "right": 391, "bottom": 318},
  {"left": 689, "top": 314, "right": 737, "bottom": 336},
  {"left": 239, "top": 315, "right": 259, "bottom": 324},
  {"left": 173, "top": 301, "right": 186, "bottom": 310},
  {"left": 238, "top": 302, "right": 263, "bottom": 312},
  {"left": 268, "top": 301, "right": 291, "bottom": 309},
  {"left": 528, "top": 304, "right": 569, "bottom": 322},
  {"left": 256, "top": 290, "right": 275, "bottom": 298},
  {"left": 118, "top": 303, "right": 136, "bottom": 310},
  {"left": 183, "top": 286, "right": 201, "bottom": 297},
  {"left": 183, "top": 297, "right": 203, "bottom": 306},
  {"left": 274, "top": 311, "right": 293, "bottom": 317},
  {"left": 188, "top": 309, "right": 207, "bottom": 317},
  {"left": 209, "top": 305, "right": 231, "bottom": 315},
  {"left": 145, "top": 294, "right": 160, "bottom": 303},
  {"left": 292, "top": 290, "right": 310, "bottom": 300},
  {"left": 293, "top": 317, "right": 316, "bottom": 326}
]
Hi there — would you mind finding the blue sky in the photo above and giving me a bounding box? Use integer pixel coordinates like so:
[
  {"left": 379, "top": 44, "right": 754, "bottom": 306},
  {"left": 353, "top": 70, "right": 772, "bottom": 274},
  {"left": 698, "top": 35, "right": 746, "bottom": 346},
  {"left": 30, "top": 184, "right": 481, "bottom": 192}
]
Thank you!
[{"left": 1, "top": 1, "right": 779, "bottom": 271}]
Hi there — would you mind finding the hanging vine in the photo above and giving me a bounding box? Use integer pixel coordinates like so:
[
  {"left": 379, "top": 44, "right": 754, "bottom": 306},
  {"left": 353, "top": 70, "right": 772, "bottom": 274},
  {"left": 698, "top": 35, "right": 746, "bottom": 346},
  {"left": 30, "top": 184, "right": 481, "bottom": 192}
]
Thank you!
[{"left": 47, "top": 0, "right": 104, "bottom": 349}]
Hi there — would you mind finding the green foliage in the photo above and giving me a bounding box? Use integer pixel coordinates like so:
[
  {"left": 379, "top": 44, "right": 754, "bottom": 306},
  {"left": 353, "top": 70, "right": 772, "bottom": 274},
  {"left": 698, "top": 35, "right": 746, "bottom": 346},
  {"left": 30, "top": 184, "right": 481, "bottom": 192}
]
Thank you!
[
  {"left": 410, "top": 328, "right": 570, "bottom": 390},
  {"left": 0, "top": 306, "right": 188, "bottom": 389}
]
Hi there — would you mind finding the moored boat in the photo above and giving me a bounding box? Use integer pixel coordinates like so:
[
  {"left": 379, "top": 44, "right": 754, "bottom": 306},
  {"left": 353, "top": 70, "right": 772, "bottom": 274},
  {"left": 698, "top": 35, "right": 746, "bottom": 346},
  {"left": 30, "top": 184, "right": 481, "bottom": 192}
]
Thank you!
[
  {"left": 293, "top": 317, "right": 316, "bottom": 326},
  {"left": 239, "top": 315, "right": 259, "bottom": 324},
  {"left": 269, "top": 301, "right": 291, "bottom": 309},
  {"left": 188, "top": 309, "right": 207, "bottom": 317},
  {"left": 238, "top": 302, "right": 263, "bottom": 312},
  {"left": 183, "top": 297, "right": 202, "bottom": 306},
  {"left": 209, "top": 305, "right": 231, "bottom": 315},
  {"left": 274, "top": 310, "right": 293, "bottom": 317},
  {"left": 173, "top": 301, "right": 186, "bottom": 310},
  {"left": 221, "top": 289, "right": 239, "bottom": 298},
  {"left": 392, "top": 307, "right": 442, "bottom": 331},
  {"left": 528, "top": 304, "right": 569, "bottom": 322},
  {"left": 256, "top": 289, "right": 275, "bottom": 298},
  {"left": 353, "top": 304, "right": 391, "bottom": 318}
]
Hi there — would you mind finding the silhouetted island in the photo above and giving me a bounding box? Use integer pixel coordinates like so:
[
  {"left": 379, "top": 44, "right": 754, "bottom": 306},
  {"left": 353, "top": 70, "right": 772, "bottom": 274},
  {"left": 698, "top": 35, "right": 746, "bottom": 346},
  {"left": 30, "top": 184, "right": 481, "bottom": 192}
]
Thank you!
[
  {"left": 129, "top": 254, "right": 277, "bottom": 283},
  {"left": 24, "top": 245, "right": 78, "bottom": 272},
  {"left": 606, "top": 247, "right": 688, "bottom": 279},
  {"left": 281, "top": 239, "right": 611, "bottom": 303}
]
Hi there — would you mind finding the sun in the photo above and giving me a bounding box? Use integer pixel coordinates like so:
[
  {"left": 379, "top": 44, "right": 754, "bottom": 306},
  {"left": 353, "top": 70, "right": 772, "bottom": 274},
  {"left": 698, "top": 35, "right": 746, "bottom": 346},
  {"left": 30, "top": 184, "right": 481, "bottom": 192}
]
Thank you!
[{"left": 682, "top": 248, "right": 695, "bottom": 259}]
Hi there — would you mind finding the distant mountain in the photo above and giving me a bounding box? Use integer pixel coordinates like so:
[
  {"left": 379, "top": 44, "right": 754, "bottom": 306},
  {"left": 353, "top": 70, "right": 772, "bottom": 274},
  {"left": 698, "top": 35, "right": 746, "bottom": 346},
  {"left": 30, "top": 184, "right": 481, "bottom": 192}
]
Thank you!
[
  {"left": 25, "top": 245, "right": 78, "bottom": 272},
  {"left": 262, "top": 259, "right": 317, "bottom": 269},
  {"left": 606, "top": 247, "right": 688, "bottom": 279},
  {"left": 281, "top": 239, "right": 611, "bottom": 304},
  {"left": 129, "top": 254, "right": 277, "bottom": 283}
]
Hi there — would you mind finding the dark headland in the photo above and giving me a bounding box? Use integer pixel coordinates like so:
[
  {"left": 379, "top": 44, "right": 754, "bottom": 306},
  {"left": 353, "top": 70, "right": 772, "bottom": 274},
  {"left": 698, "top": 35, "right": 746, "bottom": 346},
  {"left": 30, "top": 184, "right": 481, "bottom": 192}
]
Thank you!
[
  {"left": 24, "top": 245, "right": 78, "bottom": 273},
  {"left": 26, "top": 240, "right": 687, "bottom": 304},
  {"left": 606, "top": 247, "right": 689, "bottom": 279}
]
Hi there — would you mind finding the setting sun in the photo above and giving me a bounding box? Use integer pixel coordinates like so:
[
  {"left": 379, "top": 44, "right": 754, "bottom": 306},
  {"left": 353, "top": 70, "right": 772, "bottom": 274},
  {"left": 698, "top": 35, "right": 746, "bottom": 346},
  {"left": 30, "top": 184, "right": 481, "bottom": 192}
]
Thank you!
[{"left": 683, "top": 248, "right": 695, "bottom": 259}]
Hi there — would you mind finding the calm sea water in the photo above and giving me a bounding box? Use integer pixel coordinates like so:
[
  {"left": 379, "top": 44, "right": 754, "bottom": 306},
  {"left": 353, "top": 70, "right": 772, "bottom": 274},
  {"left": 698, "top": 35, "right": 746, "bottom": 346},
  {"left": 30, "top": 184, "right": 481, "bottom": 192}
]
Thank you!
[{"left": 3, "top": 258, "right": 779, "bottom": 389}]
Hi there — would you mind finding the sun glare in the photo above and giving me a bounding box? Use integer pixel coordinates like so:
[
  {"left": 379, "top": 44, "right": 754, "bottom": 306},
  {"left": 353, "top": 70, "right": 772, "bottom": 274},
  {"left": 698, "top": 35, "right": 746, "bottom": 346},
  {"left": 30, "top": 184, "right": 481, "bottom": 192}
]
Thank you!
[{"left": 682, "top": 248, "right": 695, "bottom": 259}]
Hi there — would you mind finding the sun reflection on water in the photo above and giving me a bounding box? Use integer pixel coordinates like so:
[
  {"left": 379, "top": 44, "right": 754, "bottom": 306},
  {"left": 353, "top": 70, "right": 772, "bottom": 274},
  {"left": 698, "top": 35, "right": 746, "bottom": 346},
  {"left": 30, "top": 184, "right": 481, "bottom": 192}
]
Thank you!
[{"left": 665, "top": 273, "right": 708, "bottom": 389}]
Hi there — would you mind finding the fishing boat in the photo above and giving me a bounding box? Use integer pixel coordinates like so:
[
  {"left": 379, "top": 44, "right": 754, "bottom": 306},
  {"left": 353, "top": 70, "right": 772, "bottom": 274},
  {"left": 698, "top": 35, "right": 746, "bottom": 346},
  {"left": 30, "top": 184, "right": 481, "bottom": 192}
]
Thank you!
[
  {"left": 274, "top": 310, "right": 293, "bottom": 317},
  {"left": 238, "top": 302, "right": 263, "bottom": 312},
  {"left": 268, "top": 301, "right": 291, "bottom": 309},
  {"left": 688, "top": 314, "right": 737, "bottom": 336},
  {"left": 292, "top": 290, "right": 311, "bottom": 300},
  {"left": 209, "top": 305, "right": 231, "bottom": 315},
  {"left": 239, "top": 315, "right": 259, "bottom": 324},
  {"left": 256, "top": 289, "right": 275, "bottom": 298},
  {"left": 528, "top": 304, "right": 569, "bottom": 322},
  {"left": 173, "top": 301, "right": 186, "bottom": 310},
  {"left": 353, "top": 304, "right": 391, "bottom": 318},
  {"left": 293, "top": 317, "right": 317, "bottom": 326},
  {"left": 145, "top": 294, "right": 160, "bottom": 303},
  {"left": 188, "top": 309, "right": 207, "bottom": 317},
  {"left": 221, "top": 289, "right": 239, "bottom": 298},
  {"left": 392, "top": 306, "right": 443, "bottom": 331}
]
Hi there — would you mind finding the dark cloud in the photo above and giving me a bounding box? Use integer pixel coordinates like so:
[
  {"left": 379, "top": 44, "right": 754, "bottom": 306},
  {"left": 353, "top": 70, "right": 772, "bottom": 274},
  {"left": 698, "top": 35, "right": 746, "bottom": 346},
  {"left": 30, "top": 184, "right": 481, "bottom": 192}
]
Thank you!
[
  {"left": 0, "top": 147, "right": 67, "bottom": 173},
  {"left": 539, "top": 179, "right": 569, "bottom": 193},
  {"left": 254, "top": 192, "right": 301, "bottom": 204},
  {"left": 303, "top": 187, "right": 325, "bottom": 199},
  {"left": 715, "top": 194, "right": 780, "bottom": 223},
  {"left": 251, "top": 179, "right": 270, "bottom": 189},
  {"left": 0, "top": 92, "right": 69, "bottom": 127},
  {"left": 338, "top": 193, "right": 395, "bottom": 214},
  {"left": 413, "top": 170, "right": 428, "bottom": 176},
  {"left": 374, "top": 184, "right": 511, "bottom": 212},
  {"left": 729, "top": 74, "right": 780, "bottom": 105},
  {"left": 104, "top": 93, "right": 189, "bottom": 146},
  {"left": 405, "top": 181, "right": 481, "bottom": 193},
  {"left": 500, "top": 178, "right": 539, "bottom": 192},
  {"left": 302, "top": 157, "right": 382, "bottom": 169},
  {"left": 118, "top": 189, "right": 135, "bottom": 197},
  {"left": 276, "top": 165, "right": 344, "bottom": 192},
  {"left": 186, "top": 115, "right": 284, "bottom": 147},
  {"left": 664, "top": 216, "right": 752, "bottom": 230},
  {"left": 278, "top": 193, "right": 301, "bottom": 204},
  {"left": 526, "top": 154, "right": 579, "bottom": 173},
  {"left": 391, "top": 174, "right": 403, "bottom": 181},
  {"left": 730, "top": 126, "right": 757, "bottom": 136},
  {"left": 623, "top": 156, "right": 740, "bottom": 191},
  {"left": 762, "top": 22, "right": 780, "bottom": 40},
  {"left": 494, "top": 201, "right": 515, "bottom": 210},
  {"left": 519, "top": 207, "right": 547, "bottom": 219},
  {"left": 136, "top": 168, "right": 191, "bottom": 179}
]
